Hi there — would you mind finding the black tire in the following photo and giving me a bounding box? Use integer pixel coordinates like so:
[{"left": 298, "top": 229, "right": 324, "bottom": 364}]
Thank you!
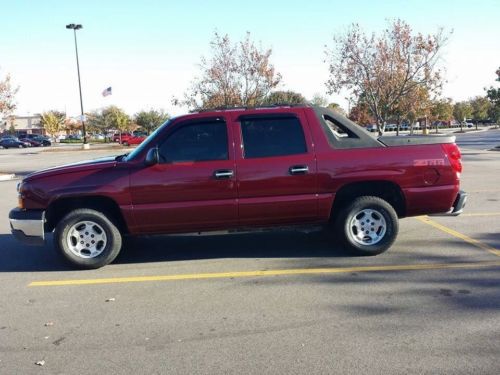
[
  {"left": 123, "top": 141, "right": 129, "bottom": 146},
  {"left": 54, "top": 208, "right": 122, "bottom": 269},
  {"left": 335, "top": 196, "right": 398, "bottom": 256}
]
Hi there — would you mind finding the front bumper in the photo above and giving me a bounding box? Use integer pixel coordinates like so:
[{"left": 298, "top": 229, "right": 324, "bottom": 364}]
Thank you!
[
  {"left": 9, "top": 208, "right": 45, "bottom": 246},
  {"left": 429, "top": 190, "right": 468, "bottom": 217}
]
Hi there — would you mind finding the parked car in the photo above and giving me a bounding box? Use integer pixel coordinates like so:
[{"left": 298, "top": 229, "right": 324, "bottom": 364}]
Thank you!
[
  {"left": 121, "top": 134, "right": 146, "bottom": 146},
  {"left": 365, "top": 124, "right": 377, "bottom": 132},
  {"left": 19, "top": 138, "right": 42, "bottom": 147},
  {"left": 113, "top": 131, "right": 147, "bottom": 143},
  {"left": 385, "top": 124, "right": 397, "bottom": 132},
  {"left": 0, "top": 137, "right": 29, "bottom": 149},
  {"left": 9, "top": 105, "right": 466, "bottom": 269},
  {"left": 33, "top": 136, "right": 52, "bottom": 146}
]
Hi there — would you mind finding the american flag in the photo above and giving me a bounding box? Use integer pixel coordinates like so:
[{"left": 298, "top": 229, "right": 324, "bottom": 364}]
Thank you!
[{"left": 102, "top": 87, "right": 112, "bottom": 97}]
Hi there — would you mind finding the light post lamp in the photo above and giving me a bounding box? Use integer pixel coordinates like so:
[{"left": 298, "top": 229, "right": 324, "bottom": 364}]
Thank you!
[{"left": 66, "top": 23, "right": 89, "bottom": 148}]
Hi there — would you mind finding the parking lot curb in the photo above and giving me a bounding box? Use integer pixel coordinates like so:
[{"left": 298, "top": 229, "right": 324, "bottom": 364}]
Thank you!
[{"left": 0, "top": 173, "right": 15, "bottom": 181}]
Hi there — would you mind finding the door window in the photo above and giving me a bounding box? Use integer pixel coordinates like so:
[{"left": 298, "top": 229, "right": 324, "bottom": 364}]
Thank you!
[
  {"left": 240, "top": 117, "right": 307, "bottom": 158},
  {"left": 159, "top": 121, "right": 228, "bottom": 163}
]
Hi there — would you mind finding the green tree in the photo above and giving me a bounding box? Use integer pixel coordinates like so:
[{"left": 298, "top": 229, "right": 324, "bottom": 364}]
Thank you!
[
  {"left": 310, "top": 93, "right": 328, "bottom": 107},
  {"left": 430, "top": 98, "right": 453, "bottom": 133},
  {"left": 431, "top": 98, "right": 453, "bottom": 121},
  {"left": 486, "top": 67, "right": 500, "bottom": 124},
  {"left": 262, "top": 90, "right": 306, "bottom": 105},
  {"left": 470, "top": 96, "right": 491, "bottom": 130},
  {"left": 87, "top": 106, "right": 130, "bottom": 142},
  {"left": 327, "top": 102, "right": 346, "bottom": 115},
  {"left": 453, "top": 101, "right": 473, "bottom": 132},
  {"left": 134, "top": 109, "right": 170, "bottom": 135},
  {"left": 86, "top": 110, "right": 110, "bottom": 141},
  {"left": 40, "top": 111, "right": 65, "bottom": 137},
  {"left": 8, "top": 123, "right": 16, "bottom": 135}
]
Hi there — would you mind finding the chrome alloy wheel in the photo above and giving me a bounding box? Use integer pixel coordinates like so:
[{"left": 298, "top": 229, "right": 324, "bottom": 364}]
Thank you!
[
  {"left": 349, "top": 209, "right": 387, "bottom": 246},
  {"left": 66, "top": 221, "right": 107, "bottom": 258}
]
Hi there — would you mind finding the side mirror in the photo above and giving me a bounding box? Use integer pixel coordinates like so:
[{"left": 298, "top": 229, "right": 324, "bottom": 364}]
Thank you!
[{"left": 144, "top": 148, "right": 159, "bottom": 166}]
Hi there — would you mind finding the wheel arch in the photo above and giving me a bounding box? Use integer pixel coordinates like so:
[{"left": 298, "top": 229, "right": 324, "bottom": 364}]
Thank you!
[
  {"left": 331, "top": 180, "right": 406, "bottom": 220},
  {"left": 45, "top": 195, "right": 129, "bottom": 233}
]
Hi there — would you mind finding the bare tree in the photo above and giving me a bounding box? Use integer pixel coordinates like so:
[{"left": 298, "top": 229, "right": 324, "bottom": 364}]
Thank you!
[
  {"left": 179, "top": 32, "right": 282, "bottom": 110},
  {"left": 325, "top": 19, "right": 448, "bottom": 135},
  {"left": 0, "top": 70, "right": 18, "bottom": 117}
]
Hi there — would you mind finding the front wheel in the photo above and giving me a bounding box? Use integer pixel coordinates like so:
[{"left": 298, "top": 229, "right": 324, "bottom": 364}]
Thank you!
[
  {"left": 335, "top": 196, "right": 398, "bottom": 256},
  {"left": 54, "top": 208, "right": 122, "bottom": 269}
]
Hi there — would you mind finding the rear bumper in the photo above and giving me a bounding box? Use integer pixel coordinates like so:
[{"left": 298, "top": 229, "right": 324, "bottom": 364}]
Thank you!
[
  {"left": 429, "top": 190, "right": 468, "bottom": 217},
  {"left": 9, "top": 208, "right": 45, "bottom": 246}
]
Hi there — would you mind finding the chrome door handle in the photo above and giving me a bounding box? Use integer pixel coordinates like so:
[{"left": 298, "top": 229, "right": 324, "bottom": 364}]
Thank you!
[
  {"left": 214, "top": 170, "right": 234, "bottom": 179},
  {"left": 289, "top": 165, "right": 309, "bottom": 175}
]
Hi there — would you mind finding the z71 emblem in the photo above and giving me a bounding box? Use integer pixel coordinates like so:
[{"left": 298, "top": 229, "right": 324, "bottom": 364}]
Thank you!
[{"left": 413, "top": 159, "right": 445, "bottom": 166}]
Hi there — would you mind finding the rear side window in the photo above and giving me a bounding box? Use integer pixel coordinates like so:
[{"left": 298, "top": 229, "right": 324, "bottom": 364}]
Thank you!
[
  {"left": 240, "top": 117, "right": 307, "bottom": 158},
  {"left": 159, "top": 122, "right": 228, "bottom": 163}
]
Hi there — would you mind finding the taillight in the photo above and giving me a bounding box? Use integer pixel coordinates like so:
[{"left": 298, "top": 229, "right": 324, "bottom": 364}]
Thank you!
[{"left": 442, "top": 143, "right": 462, "bottom": 175}]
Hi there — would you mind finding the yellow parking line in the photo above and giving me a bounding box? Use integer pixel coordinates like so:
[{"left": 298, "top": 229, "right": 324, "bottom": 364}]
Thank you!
[
  {"left": 416, "top": 216, "right": 500, "bottom": 256},
  {"left": 29, "top": 261, "right": 500, "bottom": 287},
  {"left": 459, "top": 213, "right": 500, "bottom": 217}
]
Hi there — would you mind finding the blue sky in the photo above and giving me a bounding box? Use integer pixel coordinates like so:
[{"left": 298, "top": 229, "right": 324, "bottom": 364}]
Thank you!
[{"left": 1, "top": 0, "right": 499, "bottom": 116}]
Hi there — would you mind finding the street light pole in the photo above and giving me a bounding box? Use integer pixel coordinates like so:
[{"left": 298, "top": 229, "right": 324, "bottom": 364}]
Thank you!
[{"left": 66, "top": 23, "right": 88, "bottom": 147}]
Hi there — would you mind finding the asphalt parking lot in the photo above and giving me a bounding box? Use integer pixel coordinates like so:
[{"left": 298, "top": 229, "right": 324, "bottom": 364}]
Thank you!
[{"left": 0, "top": 131, "right": 499, "bottom": 374}]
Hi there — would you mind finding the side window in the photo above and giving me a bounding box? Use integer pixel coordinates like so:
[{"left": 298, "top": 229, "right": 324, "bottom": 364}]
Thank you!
[
  {"left": 240, "top": 117, "right": 307, "bottom": 158},
  {"left": 158, "top": 121, "right": 228, "bottom": 163},
  {"left": 323, "top": 115, "right": 359, "bottom": 139}
]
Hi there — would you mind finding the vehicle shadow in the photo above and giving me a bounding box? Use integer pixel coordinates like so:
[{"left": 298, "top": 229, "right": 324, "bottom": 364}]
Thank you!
[
  {"left": 116, "top": 230, "right": 351, "bottom": 265},
  {"left": 0, "top": 230, "right": 351, "bottom": 272}
]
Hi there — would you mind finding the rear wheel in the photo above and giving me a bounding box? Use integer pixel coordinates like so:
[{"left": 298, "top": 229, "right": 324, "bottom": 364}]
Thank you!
[
  {"left": 335, "top": 196, "right": 398, "bottom": 256},
  {"left": 54, "top": 208, "right": 122, "bottom": 269}
]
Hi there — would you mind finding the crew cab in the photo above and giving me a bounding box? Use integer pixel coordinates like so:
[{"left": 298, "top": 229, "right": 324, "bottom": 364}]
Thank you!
[{"left": 9, "top": 105, "right": 467, "bottom": 269}]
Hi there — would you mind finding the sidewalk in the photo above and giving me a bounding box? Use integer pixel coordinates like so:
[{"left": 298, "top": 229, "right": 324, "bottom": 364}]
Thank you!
[
  {"left": 42, "top": 142, "right": 129, "bottom": 152},
  {"left": 0, "top": 173, "right": 15, "bottom": 181}
]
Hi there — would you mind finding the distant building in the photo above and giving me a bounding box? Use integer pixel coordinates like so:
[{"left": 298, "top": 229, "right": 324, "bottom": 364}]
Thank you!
[{"left": 0, "top": 114, "right": 44, "bottom": 135}]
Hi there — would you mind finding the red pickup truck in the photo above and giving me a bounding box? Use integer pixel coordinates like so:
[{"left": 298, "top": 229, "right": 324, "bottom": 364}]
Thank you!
[
  {"left": 112, "top": 132, "right": 147, "bottom": 146},
  {"left": 9, "top": 105, "right": 467, "bottom": 269}
]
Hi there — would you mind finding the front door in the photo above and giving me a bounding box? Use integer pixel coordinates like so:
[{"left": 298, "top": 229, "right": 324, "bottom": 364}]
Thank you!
[{"left": 129, "top": 117, "right": 237, "bottom": 234}]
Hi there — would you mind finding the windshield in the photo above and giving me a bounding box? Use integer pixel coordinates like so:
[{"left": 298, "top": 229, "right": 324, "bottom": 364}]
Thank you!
[{"left": 125, "top": 118, "right": 173, "bottom": 161}]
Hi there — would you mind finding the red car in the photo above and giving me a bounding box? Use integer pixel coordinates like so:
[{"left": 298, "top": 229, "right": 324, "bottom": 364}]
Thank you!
[
  {"left": 9, "top": 105, "right": 466, "bottom": 268},
  {"left": 112, "top": 132, "right": 132, "bottom": 143},
  {"left": 121, "top": 134, "right": 146, "bottom": 146},
  {"left": 113, "top": 132, "right": 147, "bottom": 145},
  {"left": 19, "top": 138, "right": 42, "bottom": 147}
]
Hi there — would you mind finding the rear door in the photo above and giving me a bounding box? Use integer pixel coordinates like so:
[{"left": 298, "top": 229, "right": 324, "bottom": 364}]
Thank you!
[{"left": 231, "top": 110, "right": 318, "bottom": 226}]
